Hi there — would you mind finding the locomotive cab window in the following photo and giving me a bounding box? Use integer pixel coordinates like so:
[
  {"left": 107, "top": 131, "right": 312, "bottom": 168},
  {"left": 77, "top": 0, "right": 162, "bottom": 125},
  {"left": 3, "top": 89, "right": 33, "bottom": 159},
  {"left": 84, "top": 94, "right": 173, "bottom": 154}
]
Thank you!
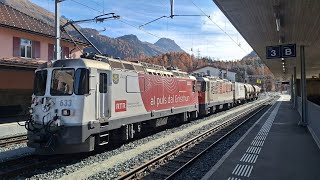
[
  {"left": 99, "top": 73, "right": 108, "bottom": 93},
  {"left": 197, "top": 81, "right": 206, "bottom": 92},
  {"left": 34, "top": 70, "right": 47, "bottom": 96},
  {"left": 50, "top": 69, "right": 74, "bottom": 96},
  {"left": 75, "top": 68, "right": 89, "bottom": 95},
  {"left": 192, "top": 81, "right": 196, "bottom": 92}
]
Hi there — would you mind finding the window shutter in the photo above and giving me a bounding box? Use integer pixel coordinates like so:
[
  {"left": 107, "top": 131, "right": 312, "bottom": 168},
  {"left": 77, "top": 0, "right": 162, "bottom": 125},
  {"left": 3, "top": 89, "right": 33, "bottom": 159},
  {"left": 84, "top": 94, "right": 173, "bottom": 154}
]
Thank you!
[
  {"left": 32, "top": 41, "right": 40, "bottom": 58},
  {"left": 13, "top": 37, "right": 20, "bottom": 57},
  {"left": 62, "top": 46, "right": 70, "bottom": 59},
  {"left": 48, "top": 44, "right": 54, "bottom": 61}
]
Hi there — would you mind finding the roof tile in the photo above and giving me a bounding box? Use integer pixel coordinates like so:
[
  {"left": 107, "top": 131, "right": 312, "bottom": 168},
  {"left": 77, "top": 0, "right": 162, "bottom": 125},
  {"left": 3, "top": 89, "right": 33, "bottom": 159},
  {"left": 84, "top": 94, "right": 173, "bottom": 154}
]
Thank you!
[
  {"left": 0, "top": 2, "right": 86, "bottom": 44},
  {"left": 0, "top": 57, "right": 46, "bottom": 69}
]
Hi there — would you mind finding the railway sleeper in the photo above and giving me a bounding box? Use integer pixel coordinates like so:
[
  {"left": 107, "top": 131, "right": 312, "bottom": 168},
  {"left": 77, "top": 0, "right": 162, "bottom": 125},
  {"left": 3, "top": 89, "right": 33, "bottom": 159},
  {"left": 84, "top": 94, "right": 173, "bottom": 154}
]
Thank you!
[
  {"left": 163, "top": 161, "right": 185, "bottom": 169},
  {"left": 180, "top": 151, "right": 197, "bottom": 158},
  {"left": 151, "top": 168, "right": 176, "bottom": 176},
  {"left": 171, "top": 156, "right": 190, "bottom": 163}
]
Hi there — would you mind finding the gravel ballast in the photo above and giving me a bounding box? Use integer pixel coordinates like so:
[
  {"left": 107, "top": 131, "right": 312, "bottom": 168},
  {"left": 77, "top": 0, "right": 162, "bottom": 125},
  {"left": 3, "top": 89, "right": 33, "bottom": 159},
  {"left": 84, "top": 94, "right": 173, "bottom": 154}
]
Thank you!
[{"left": 25, "top": 97, "right": 270, "bottom": 180}]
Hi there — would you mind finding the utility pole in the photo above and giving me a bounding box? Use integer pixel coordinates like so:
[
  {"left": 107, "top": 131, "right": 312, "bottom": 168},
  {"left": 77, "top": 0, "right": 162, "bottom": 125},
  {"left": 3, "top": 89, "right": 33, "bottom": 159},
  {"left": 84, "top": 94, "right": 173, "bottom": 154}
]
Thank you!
[
  {"left": 244, "top": 65, "right": 248, "bottom": 83},
  {"left": 300, "top": 45, "right": 307, "bottom": 125},
  {"left": 262, "top": 64, "right": 266, "bottom": 92},
  {"left": 226, "top": 66, "right": 228, "bottom": 80},
  {"left": 55, "top": 0, "right": 62, "bottom": 60}
]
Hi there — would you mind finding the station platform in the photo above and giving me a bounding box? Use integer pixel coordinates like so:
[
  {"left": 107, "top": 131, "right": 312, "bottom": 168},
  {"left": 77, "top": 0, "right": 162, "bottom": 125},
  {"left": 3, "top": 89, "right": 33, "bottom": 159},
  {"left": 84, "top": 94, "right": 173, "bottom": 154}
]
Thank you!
[
  {"left": 0, "top": 121, "right": 26, "bottom": 138},
  {"left": 202, "top": 95, "right": 320, "bottom": 180}
]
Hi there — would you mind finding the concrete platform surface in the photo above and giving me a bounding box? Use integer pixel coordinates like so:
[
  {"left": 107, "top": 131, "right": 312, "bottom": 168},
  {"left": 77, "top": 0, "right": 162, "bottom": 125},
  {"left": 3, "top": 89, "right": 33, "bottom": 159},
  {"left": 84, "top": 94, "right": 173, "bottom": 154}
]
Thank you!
[
  {"left": 0, "top": 121, "right": 27, "bottom": 138},
  {"left": 203, "top": 95, "right": 320, "bottom": 180}
]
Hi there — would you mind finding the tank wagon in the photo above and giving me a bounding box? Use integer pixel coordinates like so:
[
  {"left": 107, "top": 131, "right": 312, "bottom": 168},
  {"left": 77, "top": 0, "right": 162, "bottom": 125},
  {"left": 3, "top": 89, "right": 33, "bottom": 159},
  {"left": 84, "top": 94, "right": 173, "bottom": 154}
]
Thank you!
[
  {"left": 234, "top": 82, "right": 246, "bottom": 104},
  {"left": 26, "top": 55, "right": 260, "bottom": 154},
  {"left": 253, "top": 85, "right": 261, "bottom": 100}
]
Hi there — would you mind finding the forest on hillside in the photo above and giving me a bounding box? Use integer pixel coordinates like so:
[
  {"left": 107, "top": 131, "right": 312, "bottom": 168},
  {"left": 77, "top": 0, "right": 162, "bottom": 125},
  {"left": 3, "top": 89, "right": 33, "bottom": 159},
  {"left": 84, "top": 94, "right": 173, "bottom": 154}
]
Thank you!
[{"left": 126, "top": 52, "right": 275, "bottom": 91}]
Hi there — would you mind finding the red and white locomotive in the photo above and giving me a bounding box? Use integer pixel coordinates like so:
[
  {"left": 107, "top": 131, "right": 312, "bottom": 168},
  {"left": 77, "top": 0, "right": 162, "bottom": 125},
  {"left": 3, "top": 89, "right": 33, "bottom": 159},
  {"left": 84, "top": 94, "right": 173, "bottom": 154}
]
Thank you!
[{"left": 26, "top": 55, "right": 260, "bottom": 154}]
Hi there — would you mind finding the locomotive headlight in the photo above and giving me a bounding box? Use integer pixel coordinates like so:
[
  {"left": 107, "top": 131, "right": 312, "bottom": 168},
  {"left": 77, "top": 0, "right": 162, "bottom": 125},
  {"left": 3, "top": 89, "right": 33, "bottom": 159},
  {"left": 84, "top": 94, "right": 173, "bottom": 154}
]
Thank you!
[
  {"left": 29, "top": 108, "right": 33, "bottom": 114},
  {"left": 62, "top": 109, "right": 71, "bottom": 116}
]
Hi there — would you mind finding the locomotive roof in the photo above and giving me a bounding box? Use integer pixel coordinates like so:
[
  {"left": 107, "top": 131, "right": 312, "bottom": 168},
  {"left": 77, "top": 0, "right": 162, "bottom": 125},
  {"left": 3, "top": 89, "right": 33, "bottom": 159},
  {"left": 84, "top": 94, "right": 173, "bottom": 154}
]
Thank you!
[
  {"left": 49, "top": 57, "right": 192, "bottom": 79},
  {"left": 52, "top": 58, "right": 111, "bottom": 70}
]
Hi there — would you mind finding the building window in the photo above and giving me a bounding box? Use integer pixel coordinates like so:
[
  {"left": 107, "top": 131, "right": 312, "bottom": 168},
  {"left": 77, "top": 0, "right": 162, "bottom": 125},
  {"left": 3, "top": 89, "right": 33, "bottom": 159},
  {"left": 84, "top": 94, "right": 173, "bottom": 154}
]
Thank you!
[{"left": 20, "top": 38, "right": 32, "bottom": 58}]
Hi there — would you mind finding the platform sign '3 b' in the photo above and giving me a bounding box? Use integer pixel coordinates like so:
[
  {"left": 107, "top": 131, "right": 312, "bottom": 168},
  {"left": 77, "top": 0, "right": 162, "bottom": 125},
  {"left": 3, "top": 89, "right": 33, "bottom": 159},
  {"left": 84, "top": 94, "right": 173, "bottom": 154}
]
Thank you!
[{"left": 266, "top": 44, "right": 296, "bottom": 59}]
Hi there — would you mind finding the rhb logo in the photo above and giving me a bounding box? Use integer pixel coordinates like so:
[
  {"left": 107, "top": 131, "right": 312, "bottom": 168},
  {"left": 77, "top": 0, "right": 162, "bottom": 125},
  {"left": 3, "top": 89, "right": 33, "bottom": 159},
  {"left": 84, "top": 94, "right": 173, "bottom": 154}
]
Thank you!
[{"left": 115, "top": 100, "right": 126, "bottom": 112}]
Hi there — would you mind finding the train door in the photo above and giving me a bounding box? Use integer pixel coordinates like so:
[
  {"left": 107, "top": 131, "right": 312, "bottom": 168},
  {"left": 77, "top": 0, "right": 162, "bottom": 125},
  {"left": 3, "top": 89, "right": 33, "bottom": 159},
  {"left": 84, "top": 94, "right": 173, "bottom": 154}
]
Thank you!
[
  {"left": 97, "top": 71, "right": 109, "bottom": 121},
  {"left": 207, "top": 81, "right": 210, "bottom": 103}
]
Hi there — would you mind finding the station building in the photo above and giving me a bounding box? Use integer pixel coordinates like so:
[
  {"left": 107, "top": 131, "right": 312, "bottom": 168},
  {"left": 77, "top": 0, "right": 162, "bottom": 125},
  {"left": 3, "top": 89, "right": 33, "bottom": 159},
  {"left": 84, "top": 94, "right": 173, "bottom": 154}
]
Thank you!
[
  {"left": 0, "top": 2, "right": 87, "bottom": 118},
  {"left": 191, "top": 65, "right": 237, "bottom": 82}
]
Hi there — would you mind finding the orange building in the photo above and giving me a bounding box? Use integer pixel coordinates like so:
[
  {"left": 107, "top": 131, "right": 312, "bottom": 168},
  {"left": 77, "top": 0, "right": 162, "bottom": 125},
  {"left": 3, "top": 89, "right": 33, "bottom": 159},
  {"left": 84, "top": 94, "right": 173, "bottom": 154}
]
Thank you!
[{"left": 0, "top": 2, "right": 87, "bottom": 117}]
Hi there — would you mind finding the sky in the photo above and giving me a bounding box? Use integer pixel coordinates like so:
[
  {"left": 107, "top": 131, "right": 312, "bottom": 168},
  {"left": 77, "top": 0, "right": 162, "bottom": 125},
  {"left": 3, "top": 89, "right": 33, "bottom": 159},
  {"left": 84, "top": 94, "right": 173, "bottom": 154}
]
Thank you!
[{"left": 30, "top": 0, "right": 253, "bottom": 60}]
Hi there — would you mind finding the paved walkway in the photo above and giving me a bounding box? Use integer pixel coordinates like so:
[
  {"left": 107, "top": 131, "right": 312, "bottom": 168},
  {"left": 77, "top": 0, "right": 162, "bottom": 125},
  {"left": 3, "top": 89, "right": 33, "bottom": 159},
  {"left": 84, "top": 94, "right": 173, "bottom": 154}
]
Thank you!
[{"left": 203, "top": 95, "right": 320, "bottom": 180}]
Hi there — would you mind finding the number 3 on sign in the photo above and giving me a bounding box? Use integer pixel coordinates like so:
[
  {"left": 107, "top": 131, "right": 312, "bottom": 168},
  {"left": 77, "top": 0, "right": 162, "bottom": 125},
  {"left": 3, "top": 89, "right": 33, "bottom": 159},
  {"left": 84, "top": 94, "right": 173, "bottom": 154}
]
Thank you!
[
  {"left": 271, "top": 50, "right": 276, "bottom": 56},
  {"left": 60, "top": 100, "right": 72, "bottom": 107}
]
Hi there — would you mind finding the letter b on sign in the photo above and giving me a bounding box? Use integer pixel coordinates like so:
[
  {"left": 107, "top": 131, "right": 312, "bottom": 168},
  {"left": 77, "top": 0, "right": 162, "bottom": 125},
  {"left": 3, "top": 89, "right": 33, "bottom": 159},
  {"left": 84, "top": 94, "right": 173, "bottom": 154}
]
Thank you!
[
  {"left": 285, "top": 48, "right": 292, "bottom": 56},
  {"left": 282, "top": 44, "right": 296, "bottom": 58}
]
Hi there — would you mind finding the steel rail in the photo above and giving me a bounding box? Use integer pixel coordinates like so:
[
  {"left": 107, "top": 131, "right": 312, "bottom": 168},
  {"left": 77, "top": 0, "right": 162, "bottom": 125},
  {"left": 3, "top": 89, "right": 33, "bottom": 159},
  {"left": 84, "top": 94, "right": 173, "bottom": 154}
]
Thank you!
[
  {"left": 0, "top": 153, "right": 86, "bottom": 178},
  {"left": 117, "top": 98, "right": 276, "bottom": 180},
  {"left": 0, "top": 135, "right": 27, "bottom": 147}
]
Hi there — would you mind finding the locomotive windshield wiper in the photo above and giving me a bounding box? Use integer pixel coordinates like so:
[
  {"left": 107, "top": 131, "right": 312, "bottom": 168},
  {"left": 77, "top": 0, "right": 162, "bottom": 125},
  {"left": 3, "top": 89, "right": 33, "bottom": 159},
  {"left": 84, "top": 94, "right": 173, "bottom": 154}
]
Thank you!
[{"left": 61, "top": 13, "right": 120, "bottom": 55}]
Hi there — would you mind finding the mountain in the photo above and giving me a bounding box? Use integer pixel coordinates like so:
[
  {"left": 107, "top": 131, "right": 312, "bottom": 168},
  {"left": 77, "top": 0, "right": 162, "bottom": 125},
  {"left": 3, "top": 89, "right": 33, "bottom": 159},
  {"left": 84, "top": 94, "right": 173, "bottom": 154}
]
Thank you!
[
  {"left": 73, "top": 29, "right": 184, "bottom": 58},
  {"left": 74, "top": 29, "right": 145, "bottom": 58},
  {"left": 243, "top": 51, "right": 258, "bottom": 59},
  {"left": 155, "top": 38, "right": 184, "bottom": 52},
  {"left": 116, "top": 34, "right": 163, "bottom": 57},
  {"left": 116, "top": 35, "right": 184, "bottom": 57}
]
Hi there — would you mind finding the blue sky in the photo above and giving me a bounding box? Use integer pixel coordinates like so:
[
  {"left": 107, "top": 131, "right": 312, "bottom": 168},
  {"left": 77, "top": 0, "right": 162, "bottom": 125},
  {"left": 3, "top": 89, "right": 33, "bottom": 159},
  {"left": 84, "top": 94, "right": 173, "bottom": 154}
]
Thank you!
[{"left": 30, "top": 0, "right": 252, "bottom": 60}]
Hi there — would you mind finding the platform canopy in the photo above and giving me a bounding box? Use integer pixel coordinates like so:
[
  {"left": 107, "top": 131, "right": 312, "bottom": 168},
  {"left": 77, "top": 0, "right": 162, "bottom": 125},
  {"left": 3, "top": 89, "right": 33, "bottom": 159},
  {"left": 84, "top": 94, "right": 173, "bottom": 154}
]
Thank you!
[{"left": 213, "top": 0, "right": 320, "bottom": 81}]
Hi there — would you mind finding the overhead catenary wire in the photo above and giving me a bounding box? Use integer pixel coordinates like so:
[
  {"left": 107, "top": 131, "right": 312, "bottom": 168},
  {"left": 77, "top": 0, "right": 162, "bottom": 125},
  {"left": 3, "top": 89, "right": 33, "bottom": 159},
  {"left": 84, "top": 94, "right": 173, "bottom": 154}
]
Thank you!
[
  {"left": 69, "top": 0, "right": 102, "bottom": 14},
  {"left": 65, "top": 0, "right": 197, "bottom": 56},
  {"left": 118, "top": 19, "right": 162, "bottom": 39},
  {"left": 139, "top": 0, "right": 207, "bottom": 29},
  {"left": 189, "top": 0, "right": 249, "bottom": 54},
  {"left": 68, "top": 0, "right": 162, "bottom": 39}
]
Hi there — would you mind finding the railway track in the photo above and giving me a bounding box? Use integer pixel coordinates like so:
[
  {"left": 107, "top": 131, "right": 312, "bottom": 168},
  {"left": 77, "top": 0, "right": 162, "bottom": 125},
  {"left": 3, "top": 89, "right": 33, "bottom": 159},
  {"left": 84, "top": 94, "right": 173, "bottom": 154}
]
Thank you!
[
  {"left": 0, "top": 154, "right": 66, "bottom": 179},
  {"left": 117, "top": 98, "right": 276, "bottom": 180},
  {"left": 0, "top": 155, "right": 42, "bottom": 178},
  {"left": 0, "top": 153, "right": 86, "bottom": 179},
  {"left": 0, "top": 134, "right": 27, "bottom": 147},
  {"left": 0, "top": 98, "right": 275, "bottom": 179}
]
